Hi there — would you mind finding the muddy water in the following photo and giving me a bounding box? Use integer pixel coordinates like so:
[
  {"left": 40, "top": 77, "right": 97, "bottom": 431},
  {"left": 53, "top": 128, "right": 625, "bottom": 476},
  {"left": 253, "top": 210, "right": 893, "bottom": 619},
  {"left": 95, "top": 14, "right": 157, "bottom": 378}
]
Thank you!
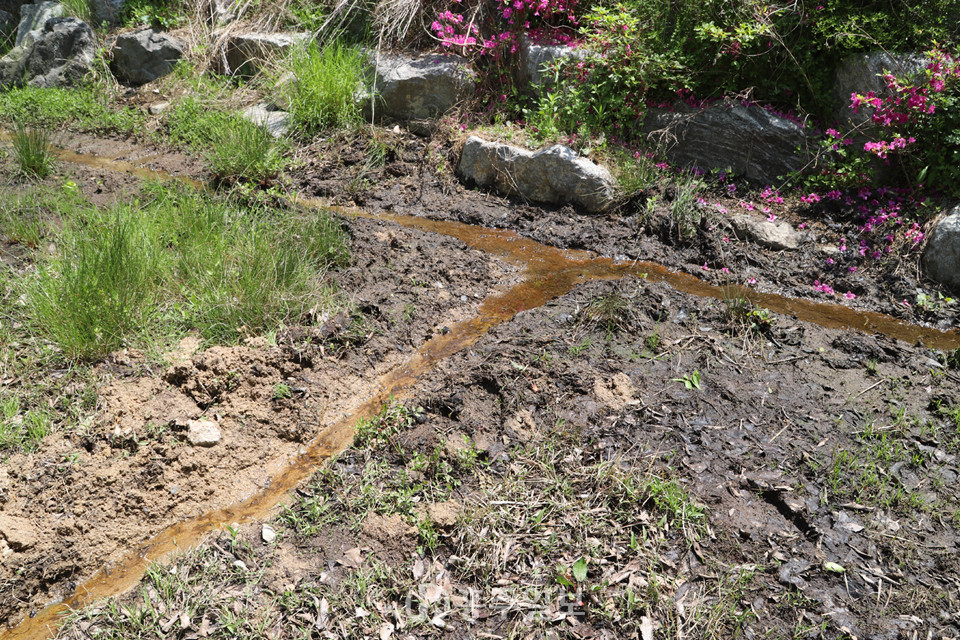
[{"left": 4, "top": 140, "right": 960, "bottom": 640}]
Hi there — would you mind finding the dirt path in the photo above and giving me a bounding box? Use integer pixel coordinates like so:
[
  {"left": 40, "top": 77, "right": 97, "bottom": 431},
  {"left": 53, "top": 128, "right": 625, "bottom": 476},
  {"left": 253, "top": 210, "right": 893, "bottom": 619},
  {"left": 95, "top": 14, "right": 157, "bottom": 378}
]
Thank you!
[{"left": 2, "top": 130, "right": 960, "bottom": 639}]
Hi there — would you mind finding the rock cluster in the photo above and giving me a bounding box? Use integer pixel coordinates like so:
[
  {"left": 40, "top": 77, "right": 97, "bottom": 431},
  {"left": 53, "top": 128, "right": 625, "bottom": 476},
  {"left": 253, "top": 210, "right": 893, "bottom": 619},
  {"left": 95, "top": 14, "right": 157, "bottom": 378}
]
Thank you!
[{"left": 0, "top": 1, "right": 94, "bottom": 88}]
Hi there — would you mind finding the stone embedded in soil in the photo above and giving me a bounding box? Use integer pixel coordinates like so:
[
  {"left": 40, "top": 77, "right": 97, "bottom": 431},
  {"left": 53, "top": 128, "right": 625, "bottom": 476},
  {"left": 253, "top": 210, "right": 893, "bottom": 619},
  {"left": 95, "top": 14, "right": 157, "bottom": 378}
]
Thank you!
[
  {"left": 730, "top": 214, "right": 805, "bottom": 251},
  {"left": 261, "top": 524, "right": 276, "bottom": 543},
  {"left": 923, "top": 205, "right": 960, "bottom": 292},
  {"left": 241, "top": 103, "right": 291, "bottom": 138},
  {"left": 187, "top": 419, "right": 221, "bottom": 447},
  {"left": 0, "top": 13, "right": 95, "bottom": 88},
  {"left": 369, "top": 52, "right": 475, "bottom": 121},
  {"left": 110, "top": 27, "right": 185, "bottom": 86},
  {"left": 457, "top": 136, "right": 616, "bottom": 213},
  {"left": 0, "top": 514, "right": 40, "bottom": 551},
  {"left": 642, "top": 103, "right": 811, "bottom": 184}
]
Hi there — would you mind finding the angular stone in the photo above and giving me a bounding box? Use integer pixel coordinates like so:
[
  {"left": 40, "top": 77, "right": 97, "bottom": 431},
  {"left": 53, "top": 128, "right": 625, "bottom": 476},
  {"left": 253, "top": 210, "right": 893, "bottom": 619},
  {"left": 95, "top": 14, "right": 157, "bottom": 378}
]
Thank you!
[
  {"left": 111, "top": 27, "right": 185, "bottom": 86},
  {"left": 241, "top": 103, "right": 291, "bottom": 138},
  {"left": 643, "top": 103, "right": 811, "bottom": 184},
  {"left": 15, "top": 0, "right": 62, "bottom": 47},
  {"left": 457, "top": 136, "right": 616, "bottom": 212},
  {"left": 187, "top": 419, "right": 221, "bottom": 447},
  {"left": 0, "top": 16, "right": 95, "bottom": 88},
  {"left": 923, "top": 205, "right": 960, "bottom": 292},
  {"left": 0, "top": 514, "right": 40, "bottom": 550},
  {"left": 372, "top": 52, "right": 474, "bottom": 121},
  {"left": 731, "top": 214, "right": 805, "bottom": 251},
  {"left": 832, "top": 51, "right": 928, "bottom": 132},
  {"left": 223, "top": 32, "right": 311, "bottom": 76},
  {"left": 518, "top": 34, "right": 586, "bottom": 91}
]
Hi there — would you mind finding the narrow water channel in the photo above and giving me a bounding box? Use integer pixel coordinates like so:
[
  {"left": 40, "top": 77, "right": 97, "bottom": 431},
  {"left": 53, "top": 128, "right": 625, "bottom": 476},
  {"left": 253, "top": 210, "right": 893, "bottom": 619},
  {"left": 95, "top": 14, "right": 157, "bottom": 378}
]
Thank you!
[{"left": 2, "top": 139, "right": 959, "bottom": 640}]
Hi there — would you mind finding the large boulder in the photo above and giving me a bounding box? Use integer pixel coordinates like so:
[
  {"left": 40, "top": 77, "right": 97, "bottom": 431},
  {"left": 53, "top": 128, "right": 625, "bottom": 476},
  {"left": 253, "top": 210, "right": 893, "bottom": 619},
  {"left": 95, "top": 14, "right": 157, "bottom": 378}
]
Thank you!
[
  {"left": 15, "top": 0, "right": 61, "bottom": 46},
  {"left": 111, "top": 27, "right": 185, "bottom": 85},
  {"left": 643, "top": 103, "right": 811, "bottom": 184},
  {"left": 0, "top": 15, "right": 95, "bottom": 87},
  {"left": 457, "top": 136, "right": 616, "bottom": 212},
  {"left": 832, "top": 51, "right": 928, "bottom": 132},
  {"left": 518, "top": 34, "right": 585, "bottom": 92},
  {"left": 223, "top": 32, "right": 311, "bottom": 76},
  {"left": 923, "top": 206, "right": 960, "bottom": 292},
  {"left": 372, "top": 52, "right": 474, "bottom": 121}
]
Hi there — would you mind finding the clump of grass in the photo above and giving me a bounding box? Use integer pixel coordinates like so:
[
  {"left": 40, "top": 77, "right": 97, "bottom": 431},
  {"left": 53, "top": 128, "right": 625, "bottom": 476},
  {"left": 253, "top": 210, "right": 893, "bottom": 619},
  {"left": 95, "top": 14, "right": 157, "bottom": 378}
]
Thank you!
[
  {"left": 581, "top": 292, "right": 634, "bottom": 333},
  {"left": 30, "top": 206, "right": 161, "bottom": 359},
  {"left": 10, "top": 123, "right": 56, "bottom": 179},
  {"left": 669, "top": 173, "right": 705, "bottom": 239},
  {"left": 61, "top": 0, "right": 93, "bottom": 24},
  {"left": 283, "top": 42, "right": 365, "bottom": 134},
  {"left": 0, "top": 87, "right": 144, "bottom": 135},
  {"left": 24, "top": 183, "right": 349, "bottom": 360},
  {"left": 0, "top": 395, "right": 50, "bottom": 452},
  {"left": 204, "top": 119, "right": 289, "bottom": 185}
]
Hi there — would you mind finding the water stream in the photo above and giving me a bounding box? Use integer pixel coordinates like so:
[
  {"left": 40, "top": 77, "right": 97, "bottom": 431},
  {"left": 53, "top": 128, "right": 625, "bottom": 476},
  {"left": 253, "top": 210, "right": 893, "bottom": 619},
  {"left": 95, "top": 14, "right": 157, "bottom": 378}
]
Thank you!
[{"left": 2, "top": 139, "right": 959, "bottom": 640}]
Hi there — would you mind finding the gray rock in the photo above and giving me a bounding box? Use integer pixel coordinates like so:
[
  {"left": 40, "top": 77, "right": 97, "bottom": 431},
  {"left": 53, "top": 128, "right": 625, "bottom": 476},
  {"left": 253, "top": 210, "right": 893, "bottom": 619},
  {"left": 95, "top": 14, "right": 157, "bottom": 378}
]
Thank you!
[
  {"left": 518, "top": 34, "right": 586, "bottom": 91},
  {"left": 15, "top": 0, "right": 62, "bottom": 46},
  {"left": 0, "top": 16, "right": 95, "bottom": 88},
  {"left": 0, "top": 10, "right": 15, "bottom": 35},
  {"left": 832, "top": 51, "right": 928, "bottom": 133},
  {"left": 643, "top": 103, "right": 811, "bottom": 184},
  {"left": 147, "top": 100, "right": 168, "bottom": 115},
  {"left": 241, "top": 103, "right": 291, "bottom": 138},
  {"left": 923, "top": 206, "right": 960, "bottom": 292},
  {"left": 223, "top": 32, "right": 311, "bottom": 76},
  {"left": 372, "top": 52, "right": 474, "bottom": 121},
  {"left": 111, "top": 27, "right": 185, "bottom": 85},
  {"left": 457, "top": 136, "right": 616, "bottom": 212},
  {"left": 731, "top": 214, "right": 805, "bottom": 251},
  {"left": 90, "top": 0, "right": 124, "bottom": 24},
  {"left": 187, "top": 419, "right": 221, "bottom": 447}
]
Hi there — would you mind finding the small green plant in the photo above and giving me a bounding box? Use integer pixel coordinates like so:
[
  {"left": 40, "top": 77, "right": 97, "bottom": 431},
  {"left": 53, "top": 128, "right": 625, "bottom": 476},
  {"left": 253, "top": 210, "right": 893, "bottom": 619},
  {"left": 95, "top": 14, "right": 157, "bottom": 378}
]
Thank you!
[
  {"left": 273, "top": 383, "right": 292, "bottom": 400},
  {"left": 672, "top": 370, "right": 702, "bottom": 390},
  {"left": 204, "top": 119, "right": 289, "bottom": 185},
  {"left": 10, "top": 123, "right": 55, "bottom": 179},
  {"left": 120, "top": 0, "right": 186, "bottom": 28},
  {"left": 669, "top": 174, "right": 704, "bottom": 239},
  {"left": 282, "top": 42, "right": 365, "bottom": 134}
]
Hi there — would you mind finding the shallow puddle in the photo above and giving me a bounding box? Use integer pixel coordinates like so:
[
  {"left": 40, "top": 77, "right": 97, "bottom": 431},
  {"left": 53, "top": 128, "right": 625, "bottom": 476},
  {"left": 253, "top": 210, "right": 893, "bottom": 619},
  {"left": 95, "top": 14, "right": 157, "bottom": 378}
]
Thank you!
[{"left": 3, "top": 136, "right": 960, "bottom": 640}]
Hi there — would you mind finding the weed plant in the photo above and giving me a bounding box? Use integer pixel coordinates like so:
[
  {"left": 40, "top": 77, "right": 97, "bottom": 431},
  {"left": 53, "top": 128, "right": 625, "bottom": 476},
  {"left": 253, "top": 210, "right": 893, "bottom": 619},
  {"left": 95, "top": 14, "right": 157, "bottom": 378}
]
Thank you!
[
  {"left": 282, "top": 42, "right": 365, "bottom": 134},
  {"left": 10, "top": 123, "right": 55, "bottom": 179}
]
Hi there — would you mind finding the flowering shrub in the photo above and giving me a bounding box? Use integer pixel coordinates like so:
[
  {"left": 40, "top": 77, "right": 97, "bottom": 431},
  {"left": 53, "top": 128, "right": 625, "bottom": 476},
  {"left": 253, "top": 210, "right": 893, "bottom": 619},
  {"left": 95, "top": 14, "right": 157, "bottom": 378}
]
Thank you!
[{"left": 848, "top": 49, "right": 960, "bottom": 193}]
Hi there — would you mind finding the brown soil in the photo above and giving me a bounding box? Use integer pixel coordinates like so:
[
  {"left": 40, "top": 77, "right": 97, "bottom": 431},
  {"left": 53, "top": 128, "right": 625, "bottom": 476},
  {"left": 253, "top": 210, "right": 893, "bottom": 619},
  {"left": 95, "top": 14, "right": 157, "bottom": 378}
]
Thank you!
[{"left": 2, "top": 127, "right": 960, "bottom": 640}]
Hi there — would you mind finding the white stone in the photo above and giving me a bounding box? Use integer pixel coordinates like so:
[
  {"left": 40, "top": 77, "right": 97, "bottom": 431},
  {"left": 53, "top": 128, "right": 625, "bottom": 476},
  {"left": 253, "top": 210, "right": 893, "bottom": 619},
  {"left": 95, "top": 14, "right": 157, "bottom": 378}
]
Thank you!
[
  {"left": 923, "top": 205, "right": 960, "bottom": 292},
  {"left": 187, "top": 419, "right": 221, "bottom": 447}
]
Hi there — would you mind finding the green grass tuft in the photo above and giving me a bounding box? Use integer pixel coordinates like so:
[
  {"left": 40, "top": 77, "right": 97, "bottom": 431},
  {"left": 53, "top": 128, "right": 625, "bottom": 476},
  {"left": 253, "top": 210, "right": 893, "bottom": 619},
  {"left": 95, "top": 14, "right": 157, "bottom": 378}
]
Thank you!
[
  {"left": 0, "top": 87, "right": 144, "bottom": 135},
  {"left": 204, "top": 119, "right": 289, "bottom": 185},
  {"left": 10, "top": 123, "right": 56, "bottom": 179},
  {"left": 24, "top": 183, "right": 350, "bottom": 360},
  {"left": 283, "top": 42, "right": 365, "bottom": 134}
]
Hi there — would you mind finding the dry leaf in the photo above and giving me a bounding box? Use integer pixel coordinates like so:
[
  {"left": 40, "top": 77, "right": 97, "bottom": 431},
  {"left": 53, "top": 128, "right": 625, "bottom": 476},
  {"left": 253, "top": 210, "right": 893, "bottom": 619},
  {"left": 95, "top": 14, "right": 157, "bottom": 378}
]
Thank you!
[
  {"left": 379, "top": 622, "right": 395, "bottom": 640},
  {"left": 423, "top": 584, "right": 443, "bottom": 604},
  {"left": 339, "top": 547, "right": 364, "bottom": 568},
  {"left": 179, "top": 612, "right": 191, "bottom": 630}
]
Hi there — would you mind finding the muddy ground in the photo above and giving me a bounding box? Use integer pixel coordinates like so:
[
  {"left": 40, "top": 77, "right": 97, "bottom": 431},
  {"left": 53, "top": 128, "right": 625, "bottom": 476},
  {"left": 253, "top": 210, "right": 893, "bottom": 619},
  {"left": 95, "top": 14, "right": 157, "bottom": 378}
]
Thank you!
[{"left": 2, "top": 127, "right": 960, "bottom": 640}]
